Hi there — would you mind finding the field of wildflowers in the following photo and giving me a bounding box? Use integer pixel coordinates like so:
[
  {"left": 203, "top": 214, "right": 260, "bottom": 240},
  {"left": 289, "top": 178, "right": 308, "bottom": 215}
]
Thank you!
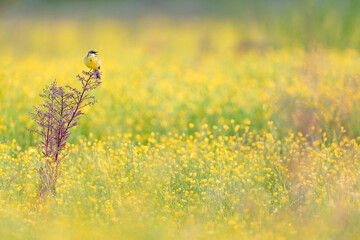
[{"left": 1, "top": 16, "right": 360, "bottom": 239}]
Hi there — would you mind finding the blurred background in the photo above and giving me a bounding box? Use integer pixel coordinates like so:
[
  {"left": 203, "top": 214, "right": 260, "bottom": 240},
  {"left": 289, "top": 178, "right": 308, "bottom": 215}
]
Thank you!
[
  {"left": 2, "top": 0, "right": 360, "bottom": 49},
  {"left": 1, "top": 0, "right": 360, "bottom": 147}
]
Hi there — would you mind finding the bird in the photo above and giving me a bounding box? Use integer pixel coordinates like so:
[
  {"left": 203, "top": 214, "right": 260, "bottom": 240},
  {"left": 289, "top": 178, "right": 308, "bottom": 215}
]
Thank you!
[{"left": 83, "top": 50, "right": 101, "bottom": 79}]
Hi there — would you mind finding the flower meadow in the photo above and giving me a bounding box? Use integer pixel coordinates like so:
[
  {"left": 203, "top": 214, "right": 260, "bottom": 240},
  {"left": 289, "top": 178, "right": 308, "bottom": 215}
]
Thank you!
[{"left": 1, "top": 19, "right": 360, "bottom": 239}]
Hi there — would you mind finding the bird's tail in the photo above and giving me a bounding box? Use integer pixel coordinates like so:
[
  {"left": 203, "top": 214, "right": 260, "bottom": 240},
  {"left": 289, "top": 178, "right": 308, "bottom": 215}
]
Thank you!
[{"left": 93, "top": 69, "right": 101, "bottom": 80}]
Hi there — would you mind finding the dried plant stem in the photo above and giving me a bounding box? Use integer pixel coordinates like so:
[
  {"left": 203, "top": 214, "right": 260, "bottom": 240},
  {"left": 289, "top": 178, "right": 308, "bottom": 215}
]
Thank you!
[{"left": 34, "top": 70, "right": 101, "bottom": 199}]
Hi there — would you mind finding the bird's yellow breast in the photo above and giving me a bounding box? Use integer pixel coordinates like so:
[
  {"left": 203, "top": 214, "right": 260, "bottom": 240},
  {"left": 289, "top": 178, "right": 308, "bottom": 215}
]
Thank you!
[{"left": 84, "top": 55, "right": 101, "bottom": 70}]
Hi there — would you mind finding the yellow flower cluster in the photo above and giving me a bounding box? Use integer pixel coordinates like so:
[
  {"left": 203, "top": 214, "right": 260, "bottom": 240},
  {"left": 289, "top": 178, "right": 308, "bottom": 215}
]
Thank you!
[{"left": 1, "top": 126, "right": 360, "bottom": 238}]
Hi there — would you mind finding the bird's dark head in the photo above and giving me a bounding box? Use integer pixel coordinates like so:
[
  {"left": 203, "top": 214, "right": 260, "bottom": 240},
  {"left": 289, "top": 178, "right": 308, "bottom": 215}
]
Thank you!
[{"left": 88, "top": 50, "right": 98, "bottom": 56}]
